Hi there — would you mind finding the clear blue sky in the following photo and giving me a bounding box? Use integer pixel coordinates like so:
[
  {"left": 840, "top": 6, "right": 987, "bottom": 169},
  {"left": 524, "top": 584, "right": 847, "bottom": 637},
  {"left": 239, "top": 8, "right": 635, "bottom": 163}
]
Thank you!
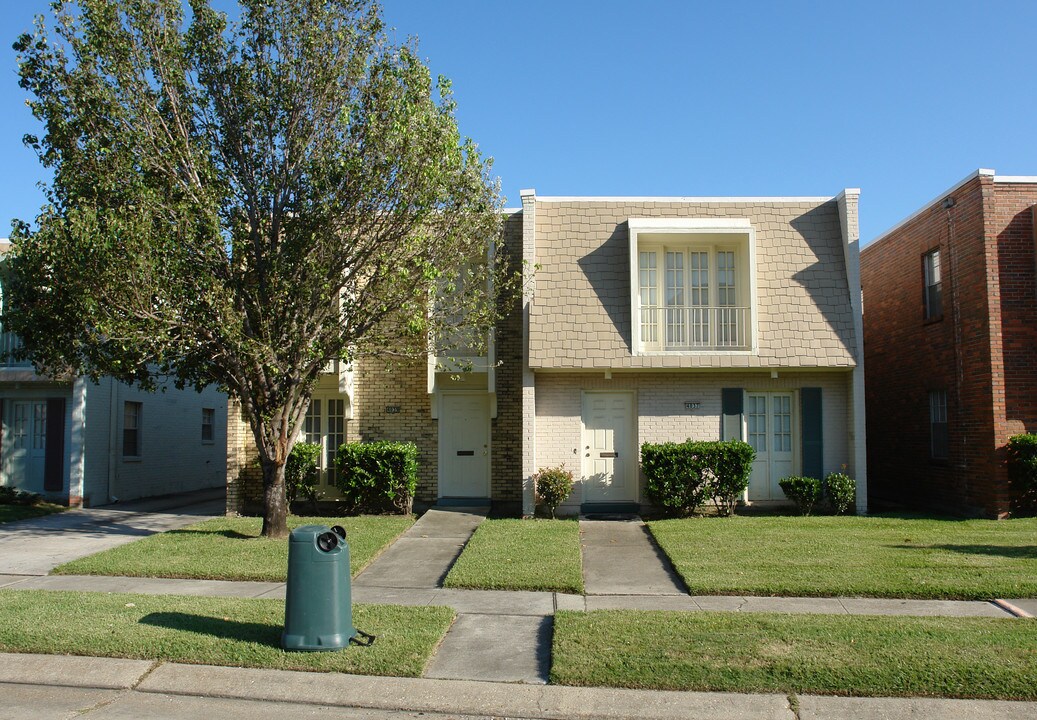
[{"left": 2, "top": 0, "right": 1036, "bottom": 244}]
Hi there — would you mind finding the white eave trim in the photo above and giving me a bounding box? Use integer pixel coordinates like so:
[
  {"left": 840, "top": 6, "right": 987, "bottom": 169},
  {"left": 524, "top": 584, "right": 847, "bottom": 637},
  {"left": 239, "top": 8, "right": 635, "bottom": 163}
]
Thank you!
[
  {"left": 994, "top": 175, "right": 1037, "bottom": 184},
  {"left": 628, "top": 217, "right": 753, "bottom": 232},
  {"left": 868, "top": 169, "right": 995, "bottom": 248},
  {"left": 537, "top": 195, "right": 835, "bottom": 203}
]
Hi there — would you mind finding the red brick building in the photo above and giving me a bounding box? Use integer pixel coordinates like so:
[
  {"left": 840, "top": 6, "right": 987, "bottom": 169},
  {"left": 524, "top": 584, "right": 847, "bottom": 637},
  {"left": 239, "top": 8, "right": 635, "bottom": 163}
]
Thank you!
[{"left": 861, "top": 170, "right": 1037, "bottom": 517}]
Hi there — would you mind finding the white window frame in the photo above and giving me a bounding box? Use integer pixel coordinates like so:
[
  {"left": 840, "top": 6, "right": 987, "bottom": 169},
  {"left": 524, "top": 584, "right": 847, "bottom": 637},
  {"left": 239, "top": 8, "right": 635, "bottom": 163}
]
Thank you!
[
  {"left": 628, "top": 218, "right": 758, "bottom": 355},
  {"left": 923, "top": 248, "right": 943, "bottom": 320}
]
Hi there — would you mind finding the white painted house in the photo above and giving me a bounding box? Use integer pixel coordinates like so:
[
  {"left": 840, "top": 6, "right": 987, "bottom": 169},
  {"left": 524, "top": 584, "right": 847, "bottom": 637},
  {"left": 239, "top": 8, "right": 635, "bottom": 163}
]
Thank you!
[{"left": 0, "top": 240, "right": 227, "bottom": 506}]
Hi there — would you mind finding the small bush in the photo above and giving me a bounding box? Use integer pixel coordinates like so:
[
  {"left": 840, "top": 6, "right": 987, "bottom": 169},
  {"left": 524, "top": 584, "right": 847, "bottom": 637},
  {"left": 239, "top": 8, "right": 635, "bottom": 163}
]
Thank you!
[
  {"left": 1007, "top": 434, "right": 1037, "bottom": 513},
  {"left": 779, "top": 476, "right": 823, "bottom": 516},
  {"left": 0, "top": 487, "right": 42, "bottom": 506},
  {"left": 824, "top": 472, "right": 856, "bottom": 515},
  {"left": 534, "top": 465, "right": 575, "bottom": 518},
  {"left": 285, "top": 442, "right": 322, "bottom": 512},
  {"left": 335, "top": 441, "right": 418, "bottom": 514},
  {"left": 642, "top": 440, "right": 756, "bottom": 517}
]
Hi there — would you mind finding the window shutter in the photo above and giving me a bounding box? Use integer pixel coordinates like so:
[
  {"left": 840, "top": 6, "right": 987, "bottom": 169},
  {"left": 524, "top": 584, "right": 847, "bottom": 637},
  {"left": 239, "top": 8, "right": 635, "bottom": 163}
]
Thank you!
[
  {"left": 44, "top": 397, "right": 65, "bottom": 492},
  {"left": 721, "top": 388, "right": 744, "bottom": 441},
  {"left": 801, "top": 388, "right": 823, "bottom": 479}
]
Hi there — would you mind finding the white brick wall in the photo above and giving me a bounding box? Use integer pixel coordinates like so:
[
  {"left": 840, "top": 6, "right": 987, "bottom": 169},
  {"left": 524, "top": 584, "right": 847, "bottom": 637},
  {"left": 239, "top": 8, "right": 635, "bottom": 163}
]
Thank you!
[{"left": 533, "top": 370, "right": 851, "bottom": 512}]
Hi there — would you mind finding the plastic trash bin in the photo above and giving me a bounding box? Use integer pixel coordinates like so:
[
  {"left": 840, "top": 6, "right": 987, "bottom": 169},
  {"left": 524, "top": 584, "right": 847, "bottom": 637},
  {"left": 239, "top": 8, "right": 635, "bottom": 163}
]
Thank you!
[{"left": 281, "top": 524, "right": 356, "bottom": 651}]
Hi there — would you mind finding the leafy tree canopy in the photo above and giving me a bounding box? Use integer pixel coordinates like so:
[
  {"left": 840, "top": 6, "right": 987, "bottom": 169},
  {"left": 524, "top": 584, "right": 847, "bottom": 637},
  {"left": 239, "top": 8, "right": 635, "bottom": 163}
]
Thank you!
[{"left": 5, "top": 0, "right": 515, "bottom": 537}]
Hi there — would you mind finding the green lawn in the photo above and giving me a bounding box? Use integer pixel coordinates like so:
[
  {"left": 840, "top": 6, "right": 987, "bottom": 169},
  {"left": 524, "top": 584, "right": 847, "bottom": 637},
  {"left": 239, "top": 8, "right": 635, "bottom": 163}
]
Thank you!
[
  {"left": 648, "top": 515, "right": 1037, "bottom": 599},
  {"left": 0, "top": 589, "right": 452, "bottom": 677},
  {"left": 54, "top": 515, "right": 414, "bottom": 582},
  {"left": 444, "top": 519, "right": 583, "bottom": 593},
  {"left": 0, "top": 503, "right": 66, "bottom": 524},
  {"left": 552, "top": 609, "right": 1037, "bottom": 699}
]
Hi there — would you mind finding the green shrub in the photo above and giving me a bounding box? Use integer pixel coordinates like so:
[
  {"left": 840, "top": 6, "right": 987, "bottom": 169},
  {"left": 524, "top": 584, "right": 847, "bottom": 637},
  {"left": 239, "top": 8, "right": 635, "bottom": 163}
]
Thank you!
[
  {"left": 1007, "top": 434, "right": 1037, "bottom": 513},
  {"left": 0, "top": 487, "right": 42, "bottom": 506},
  {"left": 533, "top": 465, "right": 575, "bottom": 518},
  {"left": 335, "top": 441, "right": 418, "bottom": 514},
  {"left": 642, "top": 440, "right": 755, "bottom": 517},
  {"left": 708, "top": 441, "right": 755, "bottom": 516},
  {"left": 285, "top": 442, "right": 322, "bottom": 512},
  {"left": 779, "top": 476, "right": 823, "bottom": 515},
  {"left": 823, "top": 472, "right": 856, "bottom": 515}
]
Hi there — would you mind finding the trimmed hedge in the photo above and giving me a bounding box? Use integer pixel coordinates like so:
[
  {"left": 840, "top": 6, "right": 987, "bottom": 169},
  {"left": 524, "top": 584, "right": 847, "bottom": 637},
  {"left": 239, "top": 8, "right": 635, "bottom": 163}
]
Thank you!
[
  {"left": 1007, "top": 434, "right": 1037, "bottom": 514},
  {"left": 285, "top": 442, "right": 322, "bottom": 510},
  {"left": 641, "top": 440, "right": 755, "bottom": 517},
  {"left": 823, "top": 472, "right": 856, "bottom": 515},
  {"left": 779, "top": 476, "right": 823, "bottom": 515},
  {"left": 335, "top": 441, "right": 418, "bottom": 515}
]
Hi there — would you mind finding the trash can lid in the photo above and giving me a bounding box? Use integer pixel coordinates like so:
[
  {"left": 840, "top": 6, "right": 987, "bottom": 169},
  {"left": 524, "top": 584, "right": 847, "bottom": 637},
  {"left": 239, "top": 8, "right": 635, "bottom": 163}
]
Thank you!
[{"left": 288, "top": 524, "right": 331, "bottom": 543}]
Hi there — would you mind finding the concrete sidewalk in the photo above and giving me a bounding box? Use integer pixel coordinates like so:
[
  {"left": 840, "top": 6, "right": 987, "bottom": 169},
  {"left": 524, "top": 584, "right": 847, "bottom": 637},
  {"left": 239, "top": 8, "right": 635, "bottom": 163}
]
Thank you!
[
  {"left": 3, "top": 653, "right": 1036, "bottom": 720},
  {"left": 0, "top": 488, "right": 225, "bottom": 575}
]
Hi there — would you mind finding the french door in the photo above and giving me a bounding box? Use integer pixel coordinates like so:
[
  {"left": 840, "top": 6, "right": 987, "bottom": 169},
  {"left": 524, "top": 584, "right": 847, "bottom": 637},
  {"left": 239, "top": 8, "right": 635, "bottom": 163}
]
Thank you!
[
  {"left": 303, "top": 395, "right": 347, "bottom": 495},
  {"left": 746, "top": 392, "right": 795, "bottom": 501}
]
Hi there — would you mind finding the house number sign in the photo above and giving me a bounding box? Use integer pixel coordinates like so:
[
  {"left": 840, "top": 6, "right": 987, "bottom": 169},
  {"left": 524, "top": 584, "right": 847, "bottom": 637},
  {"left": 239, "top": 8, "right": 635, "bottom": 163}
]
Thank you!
[
  {"left": 684, "top": 401, "right": 702, "bottom": 410},
  {"left": 385, "top": 406, "right": 401, "bottom": 414}
]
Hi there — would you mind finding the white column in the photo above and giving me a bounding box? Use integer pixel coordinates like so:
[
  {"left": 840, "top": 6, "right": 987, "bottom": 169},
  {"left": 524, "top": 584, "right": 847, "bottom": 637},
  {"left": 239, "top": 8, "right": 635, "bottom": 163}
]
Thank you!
[
  {"left": 68, "top": 376, "right": 87, "bottom": 505},
  {"left": 520, "top": 188, "right": 537, "bottom": 516},
  {"left": 838, "top": 188, "right": 868, "bottom": 514}
]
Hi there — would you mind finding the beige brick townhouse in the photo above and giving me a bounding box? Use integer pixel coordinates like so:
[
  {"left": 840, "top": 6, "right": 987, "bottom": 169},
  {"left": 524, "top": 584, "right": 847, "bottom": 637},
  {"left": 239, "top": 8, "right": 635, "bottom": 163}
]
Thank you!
[{"left": 228, "top": 189, "right": 868, "bottom": 516}]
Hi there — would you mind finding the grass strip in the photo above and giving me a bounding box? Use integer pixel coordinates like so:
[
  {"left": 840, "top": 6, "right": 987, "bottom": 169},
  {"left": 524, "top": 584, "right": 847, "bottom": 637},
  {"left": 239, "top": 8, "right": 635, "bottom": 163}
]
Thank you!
[
  {"left": 648, "top": 515, "right": 1037, "bottom": 599},
  {"left": 53, "top": 515, "right": 414, "bottom": 582},
  {"left": 0, "top": 503, "right": 66, "bottom": 524},
  {"left": 552, "top": 609, "right": 1037, "bottom": 700},
  {"left": 0, "top": 589, "right": 453, "bottom": 677},
  {"left": 444, "top": 518, "right": 583, "bottom": 593}
]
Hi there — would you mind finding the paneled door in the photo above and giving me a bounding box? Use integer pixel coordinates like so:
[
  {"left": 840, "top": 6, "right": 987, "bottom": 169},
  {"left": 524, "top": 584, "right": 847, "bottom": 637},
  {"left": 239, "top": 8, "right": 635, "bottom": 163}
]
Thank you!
[
  {"left": 2, "top": 401, "right": 47, "bottom": 493},
  {"left": 582, "top": 393, "right": 635, "bottom": 504},
  {"left": 303, "top": 395, "right": 348, "bottom": 495}
]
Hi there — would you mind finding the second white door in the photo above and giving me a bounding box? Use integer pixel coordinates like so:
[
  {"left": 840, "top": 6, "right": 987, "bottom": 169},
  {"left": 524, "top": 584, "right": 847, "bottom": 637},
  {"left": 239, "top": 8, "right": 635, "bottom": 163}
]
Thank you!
[
  {"left": 746, "top": 392, "right": 795, "bottom": 501},
  {"left": 582, "top": 393, "right": 635, "bottom": 504},
  {"left": 439, "top": 394, "right": 490, "bottom": 498}
]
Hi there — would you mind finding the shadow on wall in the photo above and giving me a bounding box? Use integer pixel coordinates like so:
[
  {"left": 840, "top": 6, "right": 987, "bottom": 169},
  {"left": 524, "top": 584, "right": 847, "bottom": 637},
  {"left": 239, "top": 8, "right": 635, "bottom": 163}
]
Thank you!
[
  {"left": 789, "top": 204, "right": 858, "bottom": 360},
  {"left": 576, "top": 223, "right": 632, "bottom": 353}
]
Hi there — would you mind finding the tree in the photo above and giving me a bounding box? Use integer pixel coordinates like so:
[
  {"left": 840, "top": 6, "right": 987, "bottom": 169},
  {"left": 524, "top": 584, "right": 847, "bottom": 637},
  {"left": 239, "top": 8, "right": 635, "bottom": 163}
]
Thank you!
[{"left": 5, "top": 0, "right": 515, "bottom": 538}]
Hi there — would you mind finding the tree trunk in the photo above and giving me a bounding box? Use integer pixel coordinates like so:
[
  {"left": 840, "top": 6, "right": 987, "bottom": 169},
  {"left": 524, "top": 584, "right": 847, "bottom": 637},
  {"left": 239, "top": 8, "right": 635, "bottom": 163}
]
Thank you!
[{"left": 261, "top": 456, "right": 290, "bottom": 539}]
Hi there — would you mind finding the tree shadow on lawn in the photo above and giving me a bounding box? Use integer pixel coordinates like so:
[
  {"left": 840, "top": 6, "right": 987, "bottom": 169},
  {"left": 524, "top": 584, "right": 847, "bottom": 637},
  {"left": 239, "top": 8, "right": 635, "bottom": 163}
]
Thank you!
[
  {"left": 889, "top": 544, "right": 1037, "bottom": 559},
  {"left": 140, "top": 612, "right": 279, "bottom": 646},
  {"left": 165, "top": 528, "right": 256, "bottom": 540}
]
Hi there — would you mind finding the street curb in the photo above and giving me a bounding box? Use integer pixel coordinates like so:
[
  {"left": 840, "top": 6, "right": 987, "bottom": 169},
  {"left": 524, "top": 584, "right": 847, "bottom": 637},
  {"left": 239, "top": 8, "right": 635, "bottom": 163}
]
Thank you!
[{"left": 992, "top": 599, "right": 1034, "bottom": 618}]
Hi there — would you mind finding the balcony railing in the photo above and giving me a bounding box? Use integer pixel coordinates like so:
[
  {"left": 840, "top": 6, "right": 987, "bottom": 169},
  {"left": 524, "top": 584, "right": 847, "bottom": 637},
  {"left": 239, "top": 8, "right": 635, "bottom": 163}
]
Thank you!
[
  {"left": 0, "top": 331, "right": 31, "bottom": 368},
  {"left": 640, "top": 305, "right": 750, "bottom": 351}
]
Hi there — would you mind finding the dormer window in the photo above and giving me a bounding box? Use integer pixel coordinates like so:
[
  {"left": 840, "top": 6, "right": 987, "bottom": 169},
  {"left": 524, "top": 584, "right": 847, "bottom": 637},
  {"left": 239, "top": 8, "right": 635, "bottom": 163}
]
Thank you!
[{"left": 629, "top": 219, "right": 756, "bottom": 353}]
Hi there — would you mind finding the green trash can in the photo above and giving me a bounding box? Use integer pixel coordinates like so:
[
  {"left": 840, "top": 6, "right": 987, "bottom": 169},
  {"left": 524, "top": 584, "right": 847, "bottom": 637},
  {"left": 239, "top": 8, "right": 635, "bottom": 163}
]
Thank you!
[{"left": 282, "top": 524, "right": 356, "bottom": 651}]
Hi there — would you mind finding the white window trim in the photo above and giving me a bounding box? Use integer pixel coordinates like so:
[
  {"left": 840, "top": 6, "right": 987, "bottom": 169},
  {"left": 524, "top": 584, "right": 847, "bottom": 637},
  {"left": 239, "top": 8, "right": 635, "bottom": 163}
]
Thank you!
[{"left": 628, "top": 218, "right": 758, "bottom": 355}]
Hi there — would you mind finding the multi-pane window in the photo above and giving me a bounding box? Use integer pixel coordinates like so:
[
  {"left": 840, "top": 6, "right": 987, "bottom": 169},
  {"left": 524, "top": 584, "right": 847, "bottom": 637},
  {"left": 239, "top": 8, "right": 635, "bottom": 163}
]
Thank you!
[
  {"left": 304, "top": 397, "right": 347, "bottom": 488},
  {"left": 747, "top": 395, "right": 767, "bottom": 452},
  {"left": 639, "top": 246, "right": 745, "bottom": 349},
  {"left": 638, "top": 252, "right": 658, "bottom": 345},
  {"left": 929, "top": 390, "right": 948, "bottom": 460},
  {"left": 123, "top": 401, "right": 142, "bottom": 458},
  {"left": 924, "top": 249, "right": 943, "bottom": 320},
  {"left": 772, "top": 395, "right": 792, "bottom": 452},
  {"left": 201, "top": 408, "right": 215, "bottom": 443}
]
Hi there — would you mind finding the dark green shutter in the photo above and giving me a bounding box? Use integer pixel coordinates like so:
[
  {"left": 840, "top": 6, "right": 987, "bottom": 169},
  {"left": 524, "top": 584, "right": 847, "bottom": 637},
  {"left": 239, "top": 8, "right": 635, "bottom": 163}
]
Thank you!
[
  {"left": 44, "top": 398, "right": 65, "bottom": 492},
  {"left": 721, "top": 388, "right": 743, "bottom": 441},
  {"left": 801, "top": 388, "right": 823, "bottom": 479}
]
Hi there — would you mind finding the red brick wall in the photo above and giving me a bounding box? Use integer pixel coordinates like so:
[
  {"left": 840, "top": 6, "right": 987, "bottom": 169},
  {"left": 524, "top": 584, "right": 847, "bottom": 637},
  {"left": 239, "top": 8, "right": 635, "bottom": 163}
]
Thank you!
[{"left": 862, "top": 175, "right": 1037, "bottom": 517}]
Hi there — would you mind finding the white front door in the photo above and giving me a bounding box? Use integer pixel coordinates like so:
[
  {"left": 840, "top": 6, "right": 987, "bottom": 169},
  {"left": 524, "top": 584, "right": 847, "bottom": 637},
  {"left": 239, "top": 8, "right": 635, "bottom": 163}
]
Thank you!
[
  {"left": 582, "top": 393, "right": 635, "bottom": 504},
  {"left": 303, "top": 395, "right": 347, "bottom": 496},
  {"left": 746, "top": 392, "right": 795, "bottom": 501},
  {"left": 438, "top": 393, "right": 490, "bottom": 498},
  {"left": 2, "top": 401, "right": 47, "bottom": 493}
]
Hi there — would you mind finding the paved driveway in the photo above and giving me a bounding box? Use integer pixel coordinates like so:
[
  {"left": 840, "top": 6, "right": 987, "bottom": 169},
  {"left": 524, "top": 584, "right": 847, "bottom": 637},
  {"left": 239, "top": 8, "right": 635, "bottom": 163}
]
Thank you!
[{"left": 0, "top": 489, "right": 224, "bottom": 575}]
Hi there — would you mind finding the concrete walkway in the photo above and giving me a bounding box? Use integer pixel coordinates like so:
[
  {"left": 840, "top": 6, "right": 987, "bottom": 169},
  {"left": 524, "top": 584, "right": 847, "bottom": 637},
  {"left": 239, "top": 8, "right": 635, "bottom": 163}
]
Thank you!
[
  {"left": 0, "top": 488, "right": 225, "bottom": 575},
  {"left": 3, "top": 653, "right": 1036, "bottom": 720},
  {"left": 580, "top": 518, "right": 687, "bottom": 595}
]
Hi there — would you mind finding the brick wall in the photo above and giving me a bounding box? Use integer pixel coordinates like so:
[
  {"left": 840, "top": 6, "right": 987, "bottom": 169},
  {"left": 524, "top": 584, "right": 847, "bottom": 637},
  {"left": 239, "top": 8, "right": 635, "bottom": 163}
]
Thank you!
[
  {"left": 862, "top": 174, "right": 1037, "bottom": 517},
  {"left": 534, "top": 370, "right": 851, "bottom": 513}
]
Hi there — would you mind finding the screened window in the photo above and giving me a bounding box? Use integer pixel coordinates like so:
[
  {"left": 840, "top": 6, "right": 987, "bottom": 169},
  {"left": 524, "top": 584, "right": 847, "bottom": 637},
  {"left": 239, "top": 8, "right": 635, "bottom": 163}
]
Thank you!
[
  {"left": 123, "top": 402, "right": 142, "bottom": 458},
  {"left": 924, "top": 249, "right": 943, "bottom": 320},
  {"left": 201, "top": 408, "right": 215, "bottom": 443},
  {"left": 929, "top": 390, "right": 948, "bottom": 460}
]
